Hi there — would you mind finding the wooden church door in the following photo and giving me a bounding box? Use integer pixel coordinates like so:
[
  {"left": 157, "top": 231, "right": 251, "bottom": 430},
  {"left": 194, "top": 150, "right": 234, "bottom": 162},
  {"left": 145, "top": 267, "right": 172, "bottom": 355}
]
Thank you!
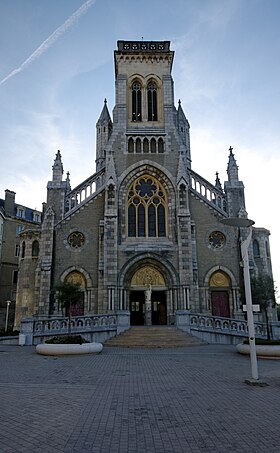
[{"left": 211, "top": 291, "right": 230, "bottom": 317}]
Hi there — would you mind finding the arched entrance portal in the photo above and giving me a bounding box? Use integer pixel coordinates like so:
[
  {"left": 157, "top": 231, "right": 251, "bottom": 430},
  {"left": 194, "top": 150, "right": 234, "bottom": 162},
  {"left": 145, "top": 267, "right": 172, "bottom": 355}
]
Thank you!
[
  {"left": 65, "top": 271, "right": 85, "bottom": 316},
  {"left": 210, "top": 271, "right": 231, "bottom": 317},
  {"left": 130, "top": 266, "right": 167, "bottom": 325}
]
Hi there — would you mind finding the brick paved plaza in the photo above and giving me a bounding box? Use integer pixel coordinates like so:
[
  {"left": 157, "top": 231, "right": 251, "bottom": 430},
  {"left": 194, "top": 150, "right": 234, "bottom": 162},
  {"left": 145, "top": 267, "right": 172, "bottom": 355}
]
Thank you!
[{"left": 0, "top": 344, "right": 279, "bottom": 452}]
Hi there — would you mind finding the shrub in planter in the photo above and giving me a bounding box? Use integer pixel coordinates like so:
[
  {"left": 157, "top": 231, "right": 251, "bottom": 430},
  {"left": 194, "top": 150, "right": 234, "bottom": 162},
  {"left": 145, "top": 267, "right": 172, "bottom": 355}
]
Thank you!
[
  {"left": 0, "top": 329, "right": 19, "bottom": 337},
  {"left": 45, "top": 335, "right": 89, "bottom": 345}
]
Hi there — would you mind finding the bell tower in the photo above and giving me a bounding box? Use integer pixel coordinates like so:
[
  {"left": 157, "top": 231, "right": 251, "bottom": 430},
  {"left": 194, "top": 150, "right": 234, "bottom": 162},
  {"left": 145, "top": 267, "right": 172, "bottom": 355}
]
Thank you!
[
  {"left": 113, "top": 41, "right": 174, "bottom": 129},
  {"left": 111, "top": 40, "right": 191, "bottom": 166}
]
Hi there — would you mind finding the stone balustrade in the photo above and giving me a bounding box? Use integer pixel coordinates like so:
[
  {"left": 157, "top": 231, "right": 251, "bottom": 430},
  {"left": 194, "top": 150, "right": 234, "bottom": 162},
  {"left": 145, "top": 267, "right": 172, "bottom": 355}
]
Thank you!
[
  {"left": 65, "top": 168, "right": 105, "bottom": 214},
  {"left": 176, "top": 311, "right": 269, "bottom": 344},
  {"left": 20, "top": 311, "right": 130, "bottom": 345},
  {"left": 190, "top": 170, "right": 227, "bottom": 214},
  {"left": 189, "top": 313, "right": 267, "bottom": 337},
  {"left": 19, "top": 311, "right": 278, "bottom": 346}
]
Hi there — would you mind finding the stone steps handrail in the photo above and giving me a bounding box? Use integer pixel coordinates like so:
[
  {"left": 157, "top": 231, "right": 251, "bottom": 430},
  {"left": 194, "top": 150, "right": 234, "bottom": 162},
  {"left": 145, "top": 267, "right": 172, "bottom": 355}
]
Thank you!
[
  {"left": 20, "top": 312, "right": 131, "bottom": 345},
  {"left": 33, "top": 314, "right": 117, "bottom": 337},
  {"left": 190, "top": 170, "right": 227, "bottom": 215},
  {"left": 189, "top": 313, "right": 267, "bottom": 338},
  {"left": 65, "top": 167, "right": 105, "bottom": 214}
]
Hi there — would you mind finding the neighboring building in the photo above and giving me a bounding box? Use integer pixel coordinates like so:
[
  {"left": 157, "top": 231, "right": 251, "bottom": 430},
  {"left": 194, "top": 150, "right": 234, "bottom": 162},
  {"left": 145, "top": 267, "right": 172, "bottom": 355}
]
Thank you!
[
  {"left": 14, "top": 40, "right": 274, "bottom": 330},
  {"left": 0, "top": 190, "right": 41, "bottom": 329}
]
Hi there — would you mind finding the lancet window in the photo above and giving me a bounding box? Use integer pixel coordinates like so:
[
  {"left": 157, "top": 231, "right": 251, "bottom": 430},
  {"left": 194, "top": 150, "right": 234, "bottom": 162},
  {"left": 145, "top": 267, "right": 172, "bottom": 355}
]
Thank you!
[
  {"left": 253, "top": 240, "right": 260, "bottom": 258},
  {"left": 132, "top": 81, "right": 142, "bottom": 122},
  {"left": 32, "top": 240, "right": 39, "bottom": 257},
  {"left": 147, "top": 82, "right": 158, "bottom": 121}
]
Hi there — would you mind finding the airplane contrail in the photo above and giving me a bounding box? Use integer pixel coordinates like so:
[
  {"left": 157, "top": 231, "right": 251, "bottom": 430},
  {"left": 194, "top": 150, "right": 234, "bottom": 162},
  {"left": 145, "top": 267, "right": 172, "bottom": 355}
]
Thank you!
[{"left": 0, "top": 0, "right": 96, "bottom": 87}]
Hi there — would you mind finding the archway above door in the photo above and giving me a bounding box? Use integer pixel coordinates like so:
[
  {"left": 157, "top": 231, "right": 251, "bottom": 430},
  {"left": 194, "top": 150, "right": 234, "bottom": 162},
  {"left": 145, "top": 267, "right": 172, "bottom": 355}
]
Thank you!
[
  {"left": 210, "top": 270, "right": 231, "bottom": 318},
  {"left": 131, "top": 265, "right": 165, "bottom": 287}
]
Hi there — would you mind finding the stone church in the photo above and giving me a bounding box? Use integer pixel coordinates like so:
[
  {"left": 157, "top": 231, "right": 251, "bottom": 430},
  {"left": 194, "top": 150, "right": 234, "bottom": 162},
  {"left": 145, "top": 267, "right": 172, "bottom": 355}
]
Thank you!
[{"left": 15, "top": 40, "right": 274, "bottom": 330}]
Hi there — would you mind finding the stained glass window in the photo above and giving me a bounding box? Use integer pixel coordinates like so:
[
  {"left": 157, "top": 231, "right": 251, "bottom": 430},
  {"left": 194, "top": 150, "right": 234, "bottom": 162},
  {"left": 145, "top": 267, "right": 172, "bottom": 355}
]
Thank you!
[{"left": 127, "top": 176, "right": 167, "bottom": 238}]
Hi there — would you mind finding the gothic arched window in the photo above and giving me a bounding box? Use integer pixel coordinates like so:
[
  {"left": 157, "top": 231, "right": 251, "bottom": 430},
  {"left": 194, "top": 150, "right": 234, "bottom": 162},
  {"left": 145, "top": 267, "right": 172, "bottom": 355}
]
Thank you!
[
  {"left": 132, "top": 81, "right": 142, "bottom": 122},
  {"left": 136, "top": 138, "right": 141, "bottom": 153},
  {"left": 143, "top": 138, "right": 149, "bottom": 153},
  {"left": 253, "top": 240, "right": 260, "bottom": 258},
  {"left": 147, "top": 82, "right": 158, "bottom": 121},
  {"left": 158, "top": 137, "right": 164, "bottom": 153},
  {"left": 150, "top": 138, "right": 156, "bottom": 153},
  {"left": 128, "top": 137, "right": 134, "bottom": 153},
  {"left": 32, "top": 240, "right": 39, "bottom": 257},
  {"left": 127, "top": 176, "right": 167, "bottom": 238}
]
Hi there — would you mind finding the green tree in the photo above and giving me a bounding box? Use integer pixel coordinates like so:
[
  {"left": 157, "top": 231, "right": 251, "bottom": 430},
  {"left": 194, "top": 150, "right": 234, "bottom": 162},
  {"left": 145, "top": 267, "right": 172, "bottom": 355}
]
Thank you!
[
  {"left": 251, "top": 274, "right": 276, "bottom": 340},
  {"left": 55, "top": 281, "right": 82, "bottom": 334}
]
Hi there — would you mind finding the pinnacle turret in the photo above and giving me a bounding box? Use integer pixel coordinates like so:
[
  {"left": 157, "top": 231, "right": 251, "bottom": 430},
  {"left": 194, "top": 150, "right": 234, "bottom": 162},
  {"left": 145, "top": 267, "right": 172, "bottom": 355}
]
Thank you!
[
  {"left": 224, "top": 146, "right": 246, "bottom": 217},
  {"left": 227, "top": 146, "right": 239, "bottom": 183},
  {"left": 215, "top": 172, "right": 223, "bottom": 191},
  {"left": 66, "top": 171, "right": 71, "bottom": 192},
  {"left": 52, "top": 150, "right": 63, "bottom": 182},
  {"left": 96, "top": 99, "right": 113, "bottom": 171},
  {"left": 97, "top": 99, "right": 112, "bottom": 124}
]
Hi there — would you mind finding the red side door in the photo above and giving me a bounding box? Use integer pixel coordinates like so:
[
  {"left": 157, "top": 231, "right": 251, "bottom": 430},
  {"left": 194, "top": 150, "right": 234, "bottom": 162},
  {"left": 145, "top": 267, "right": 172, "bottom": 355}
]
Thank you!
[{"left": 211, "top": 291, "right": 230, "bottom": 317}]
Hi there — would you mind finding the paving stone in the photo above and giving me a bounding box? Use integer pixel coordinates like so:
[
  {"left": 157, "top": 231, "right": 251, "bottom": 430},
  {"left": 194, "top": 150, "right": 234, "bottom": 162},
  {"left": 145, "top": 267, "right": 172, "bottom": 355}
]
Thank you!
[{"left": 0, "top": 344, "right": 280, "bottom": 452}]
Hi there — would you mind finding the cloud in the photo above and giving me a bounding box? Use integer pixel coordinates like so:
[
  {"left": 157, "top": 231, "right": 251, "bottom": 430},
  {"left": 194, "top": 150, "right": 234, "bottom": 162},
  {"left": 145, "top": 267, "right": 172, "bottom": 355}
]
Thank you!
[{"left": 0, "top": 0, "right": 96, "bottom": 87}]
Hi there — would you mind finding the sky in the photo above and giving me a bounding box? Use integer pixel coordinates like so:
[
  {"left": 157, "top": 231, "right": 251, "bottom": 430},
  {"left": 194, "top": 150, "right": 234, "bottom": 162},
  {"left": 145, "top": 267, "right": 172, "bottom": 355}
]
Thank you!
[{"left": 0, "top": 0, "right": 279, "bottom": 298}]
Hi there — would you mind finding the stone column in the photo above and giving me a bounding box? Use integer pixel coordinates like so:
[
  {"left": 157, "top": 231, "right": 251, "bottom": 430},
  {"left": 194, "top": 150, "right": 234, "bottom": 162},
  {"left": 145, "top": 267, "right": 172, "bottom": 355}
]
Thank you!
[{"left": 145, "top": 286, "right": 152, "bottom": 326}]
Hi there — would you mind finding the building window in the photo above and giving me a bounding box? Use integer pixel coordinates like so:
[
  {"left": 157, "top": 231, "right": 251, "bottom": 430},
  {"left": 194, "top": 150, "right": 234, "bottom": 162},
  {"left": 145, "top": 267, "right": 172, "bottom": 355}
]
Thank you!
[
  {"left": 21, "top": 241, "right": 26, "bottom": 258},
  {"left": 17, "top": 207, "right": 25, "bottom": 218},
  {"left": 132, "top": 81, "right": 142, "bottom": 122},
  {"left": 143, "top": 138, "right": 149, "bottom": 153},
  {"left": 33, "top": 213, "right": 41, "bottom": 223},
  {"left": 253, "top": 240, "right": 260, "bottom": 258},
  {"left": 147, "top": 82, "right": 158, "bottom": 121},
  {"left": 136, "top": 138, "right": 141, "bottom": 153},
  {"left": 128, "top": 137, "right": 134, "bottom": 153},
  {"left": 126, "top": 136, "right": 165, "bottom": 154},
  {"left": 127, "top": 175, "right": 167, "bottom": 238},
  {"left": 158, "top": 138, "right": 164, "bottom": 153},
  {"left": 13, "top": 270, "right": 18, "bottom": 284},
  {"left": 15, "top": 244, "right": 20, "bottom": 257},
  {"left": 17, "top": 224, "right": 23, "bottom": 236},
  {"left": 150, "top": 138, "right": 156, "bottom": 153},
  {"left": 32, "top": 240, "right": 39, "bottom": 257}
]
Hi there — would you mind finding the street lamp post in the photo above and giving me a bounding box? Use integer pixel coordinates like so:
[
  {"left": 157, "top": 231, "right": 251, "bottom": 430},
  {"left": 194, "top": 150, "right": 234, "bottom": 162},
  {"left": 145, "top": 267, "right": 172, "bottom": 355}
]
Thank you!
[
  {"left": 220, "top": 217, "right": 259, "bottom": 381},
  {"left": 5, "top": 300, "right": 11, "bottom": 332}
]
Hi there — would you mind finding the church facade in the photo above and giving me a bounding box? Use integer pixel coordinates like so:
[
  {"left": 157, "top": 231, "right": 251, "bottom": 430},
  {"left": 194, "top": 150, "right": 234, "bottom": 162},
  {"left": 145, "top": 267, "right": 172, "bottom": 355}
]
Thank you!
[{"left": 15, "top": 40, "right": 274, "bottom": 329}]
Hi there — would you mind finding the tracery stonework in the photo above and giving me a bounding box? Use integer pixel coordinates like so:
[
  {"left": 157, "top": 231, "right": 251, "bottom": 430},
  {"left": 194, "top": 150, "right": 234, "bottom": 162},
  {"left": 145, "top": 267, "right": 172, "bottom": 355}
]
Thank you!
[
  {"left": 67, "top": 231, "right": 85, "bottom": 248},
  {"left": 131, "top": 266, "right": 165, "bottom": 286}
]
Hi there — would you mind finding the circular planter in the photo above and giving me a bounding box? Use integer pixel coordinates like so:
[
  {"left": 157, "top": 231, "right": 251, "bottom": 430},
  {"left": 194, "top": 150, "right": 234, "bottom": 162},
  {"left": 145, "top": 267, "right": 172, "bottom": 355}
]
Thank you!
[
  {"left": 36, "top": 342, "right": 103, "bottom": 356},
  {"left": 236, "top": 343, "right": 280, "bottom": 358}
]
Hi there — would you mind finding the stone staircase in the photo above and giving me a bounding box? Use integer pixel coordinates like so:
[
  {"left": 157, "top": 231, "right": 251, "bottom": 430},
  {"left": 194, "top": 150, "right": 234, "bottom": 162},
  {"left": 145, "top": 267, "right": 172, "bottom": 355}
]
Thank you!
[{"left": 104, "top": 326, "right": 205, "bottom": 348}]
